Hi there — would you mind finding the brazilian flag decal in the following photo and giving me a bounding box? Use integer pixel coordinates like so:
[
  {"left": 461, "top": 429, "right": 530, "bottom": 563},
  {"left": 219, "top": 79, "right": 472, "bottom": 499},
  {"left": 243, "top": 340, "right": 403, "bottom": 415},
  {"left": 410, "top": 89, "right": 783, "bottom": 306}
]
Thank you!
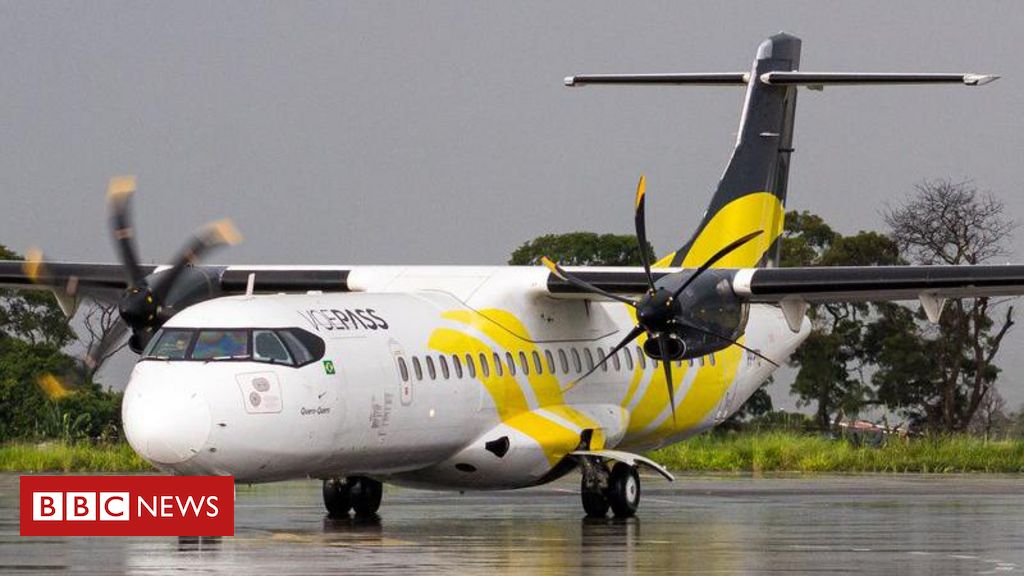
[{"left": 323, "top": 360, "right": 336, "bottom": 375}]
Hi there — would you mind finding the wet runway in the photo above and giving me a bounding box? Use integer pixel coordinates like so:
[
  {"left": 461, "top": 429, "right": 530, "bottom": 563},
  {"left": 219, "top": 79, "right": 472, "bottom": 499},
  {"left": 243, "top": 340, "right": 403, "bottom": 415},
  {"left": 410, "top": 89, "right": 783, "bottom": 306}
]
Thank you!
[{"left": 3, "top": 473, "right": 1023, "bottom": 575}]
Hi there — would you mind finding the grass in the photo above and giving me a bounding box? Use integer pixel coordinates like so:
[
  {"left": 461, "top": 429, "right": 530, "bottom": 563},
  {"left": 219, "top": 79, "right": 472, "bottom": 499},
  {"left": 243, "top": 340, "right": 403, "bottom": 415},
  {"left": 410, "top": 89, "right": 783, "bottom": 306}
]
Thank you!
[
  {"left": 0, "top": 441, "right": 153, "bottom": 473},
  {"left": 648, "top": 431, "right": 1024, "bottom": 473},
  {"left": 3, "top": 433, "right": 1024, "bottom": 474}
]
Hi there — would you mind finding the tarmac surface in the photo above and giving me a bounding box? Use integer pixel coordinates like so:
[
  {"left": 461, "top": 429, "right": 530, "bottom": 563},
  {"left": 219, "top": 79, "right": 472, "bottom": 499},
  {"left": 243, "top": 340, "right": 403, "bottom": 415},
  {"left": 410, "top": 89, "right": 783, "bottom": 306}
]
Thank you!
[{"left": 2, "top": 473, "right": 1023, "bottom": 575}]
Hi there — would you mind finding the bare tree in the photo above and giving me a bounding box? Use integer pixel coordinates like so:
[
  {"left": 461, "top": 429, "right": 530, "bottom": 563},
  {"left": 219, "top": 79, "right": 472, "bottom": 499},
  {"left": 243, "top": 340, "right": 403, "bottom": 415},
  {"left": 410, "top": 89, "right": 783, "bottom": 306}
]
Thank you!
[
  {"left": 80, "top": 301, "right": 128, "bottom": 381},
  {"left": 880, "top": 179, "right": 1017, "bottom": 432}
]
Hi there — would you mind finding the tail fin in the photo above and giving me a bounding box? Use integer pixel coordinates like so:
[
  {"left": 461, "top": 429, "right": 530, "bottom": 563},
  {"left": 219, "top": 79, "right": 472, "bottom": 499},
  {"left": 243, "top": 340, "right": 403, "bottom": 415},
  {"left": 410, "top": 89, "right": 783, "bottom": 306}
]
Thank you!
[
  {"left": 661, "top": 33, "right": 801, "bottom": 269},
  {"left": 565, "top": 32, "right": 996, "bottom": 270}
]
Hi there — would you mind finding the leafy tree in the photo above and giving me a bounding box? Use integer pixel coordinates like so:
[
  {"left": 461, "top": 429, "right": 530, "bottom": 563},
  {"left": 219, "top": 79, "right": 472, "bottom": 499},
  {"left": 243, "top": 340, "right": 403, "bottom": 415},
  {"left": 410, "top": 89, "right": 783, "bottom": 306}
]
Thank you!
[
  {"left": 0, "top": 244, "right": 124, "bottom": 441},
  {"left": 509, "top": 232, "right": 655, "bottom": 267},
  {"left": 0, "top": 245, "right": 75, "bottom": 347},
  {"left": 865, "top": 180, "right": 1016, "bottom": 432},
  {"left": 781, "top": 211, "right": 903, "bottom": 429}
]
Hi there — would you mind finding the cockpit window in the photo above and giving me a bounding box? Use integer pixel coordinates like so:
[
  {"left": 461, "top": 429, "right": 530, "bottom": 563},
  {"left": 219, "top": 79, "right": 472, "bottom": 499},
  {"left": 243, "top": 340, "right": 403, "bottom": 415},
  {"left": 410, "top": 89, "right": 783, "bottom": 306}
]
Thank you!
[
  {"left": 191, "top": 330, "right": 249, "bottom": 360},
  {"left": 277, "top": 328, "right": 323, "bottom": 366},
  {"left": 253, "top": 330, "right": 293, "bottom": 365},
  {"left": 141, "top": 327, "right": 324, "bottom": 367},
  {"left": 145, "top": 329, "right": 194, "bottom": 359}
]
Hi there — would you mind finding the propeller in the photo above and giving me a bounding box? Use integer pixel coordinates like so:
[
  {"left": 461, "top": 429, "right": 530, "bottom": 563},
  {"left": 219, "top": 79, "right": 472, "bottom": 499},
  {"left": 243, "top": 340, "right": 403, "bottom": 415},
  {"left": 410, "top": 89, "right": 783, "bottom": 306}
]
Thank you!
[
  {"left": 543, "top": 175, "right": 778, "bottom": 421},
  {"left": 21, "top": 176, "right": 242, "bottom": 397},
  {"left": 105, "top": 176, "right": 242, "bottom": 353}
]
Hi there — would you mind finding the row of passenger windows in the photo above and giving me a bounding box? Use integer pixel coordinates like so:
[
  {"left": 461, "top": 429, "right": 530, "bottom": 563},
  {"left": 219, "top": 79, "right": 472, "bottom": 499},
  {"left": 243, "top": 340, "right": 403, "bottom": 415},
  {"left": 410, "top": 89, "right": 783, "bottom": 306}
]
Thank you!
[{"left": 396, "top": 346, "right": 718, "bottom": 382}]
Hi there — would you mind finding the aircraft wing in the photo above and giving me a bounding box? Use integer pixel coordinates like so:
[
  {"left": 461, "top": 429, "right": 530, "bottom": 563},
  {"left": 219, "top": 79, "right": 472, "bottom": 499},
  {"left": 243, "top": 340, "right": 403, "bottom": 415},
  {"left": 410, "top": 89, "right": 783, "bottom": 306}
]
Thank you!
[
  {"left": 0, "top": 260, "right": 351, "bottom": 309},
  {"left": 546, "top": 264, "right": 1024, "bottom": 301},
  {"left": 545, "top": 264, "right": 1024, "bottom": 330},
  {"left": 731, "top": 265, "right": 1024, "bottom": 303}
]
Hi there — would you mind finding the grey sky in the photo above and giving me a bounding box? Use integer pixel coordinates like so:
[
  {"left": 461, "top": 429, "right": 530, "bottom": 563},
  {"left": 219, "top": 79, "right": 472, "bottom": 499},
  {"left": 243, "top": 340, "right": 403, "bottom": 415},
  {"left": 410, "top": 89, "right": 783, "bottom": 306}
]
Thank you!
[{"left": 2, "top": 1, "right": 1023, "bottom": 409}]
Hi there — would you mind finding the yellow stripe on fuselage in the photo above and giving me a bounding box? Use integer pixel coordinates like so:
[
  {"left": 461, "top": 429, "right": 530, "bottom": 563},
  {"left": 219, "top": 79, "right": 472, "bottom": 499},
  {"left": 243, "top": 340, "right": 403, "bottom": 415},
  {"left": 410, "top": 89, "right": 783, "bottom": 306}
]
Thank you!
[{"left": 429, "top": 309, "right": 603, "bottom": 464}]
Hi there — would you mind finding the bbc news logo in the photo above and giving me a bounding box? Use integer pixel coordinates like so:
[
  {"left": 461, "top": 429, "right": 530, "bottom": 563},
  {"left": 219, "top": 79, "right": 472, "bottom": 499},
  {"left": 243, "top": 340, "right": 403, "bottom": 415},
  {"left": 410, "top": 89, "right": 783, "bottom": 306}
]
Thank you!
[{"left": 20, "top": 476, "right": 234, "bottom": 536}]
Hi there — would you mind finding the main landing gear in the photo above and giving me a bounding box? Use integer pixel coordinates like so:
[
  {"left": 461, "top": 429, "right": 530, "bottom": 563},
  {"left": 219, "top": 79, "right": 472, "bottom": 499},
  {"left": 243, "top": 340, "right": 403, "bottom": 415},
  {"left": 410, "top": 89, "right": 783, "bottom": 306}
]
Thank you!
[
  {"left": 322, "top": 476, "right": 383, "bottom": 518},
  {"left": 580, "top": 460, "right": 641, "bottom": 518}
]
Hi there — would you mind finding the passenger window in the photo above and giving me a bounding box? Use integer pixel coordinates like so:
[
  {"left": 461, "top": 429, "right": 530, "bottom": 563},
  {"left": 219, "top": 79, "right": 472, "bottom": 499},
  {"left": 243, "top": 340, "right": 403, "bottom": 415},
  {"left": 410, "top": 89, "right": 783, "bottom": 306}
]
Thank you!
[
  {"left": 493, "top": 352, "right": 504, "bottom": 377},
  {"left": 192, "top": 330, "right": 248, "bottom": 360},
  {"left": 571, "top": 349, "right": 582, "bottom": 373},
  {"left": 532, "top": 351, "right": 543, "bottom": 374},
  {"left": 426, "top": 356, "right": 437, "bottom": 380},
  {"left": 465, "top": 354, "right": 477, "bottom": 378},
  {"left": 452, "top": 354, "right": 463, "bottom": 378},
  {"left": 253, "top": 330, "right": 293, "bottom": 364},
  {"left": 277, "top": 328, "right": 324, "bottom": 365},
  {"left": 412, "top": 357, "right": 423, "bottom": 380},
  {"left": 479, "top": 353, "right": 490, "bottom": 378},
  {"left": 146, "top": 329, "right": 194, "bottom": 359},
  {"left": 439, "top": 355, "right": 450, "bottom": 380},
  {"left": 558, "top": 349, "right": 569, "bottom": 374},
  {"left": 544, "top": 350, "right": 555, "bottom": 374},
  {"left": 623, "top": 347, "right": 634, "bottom": 371},
  {"left": 611, "top": 350, "right": 621, "bottom": 371},
  {"left": 596, "top": 347, "right": 608, "bottom": 372},
  {"left": 518, "top": 351, "right": 530, "bottom": 375},
  {"left": 584, "top": 349, "right": 595, "bottom": 372},
  {"left": 636, "top": 347, "right": 646, "bottom": 369},
  {"left": 506, "top": 352, "right": 517, "bottom": 376},
  {"left": 398, "top": 357, "right": 409, "bottom": 381}
]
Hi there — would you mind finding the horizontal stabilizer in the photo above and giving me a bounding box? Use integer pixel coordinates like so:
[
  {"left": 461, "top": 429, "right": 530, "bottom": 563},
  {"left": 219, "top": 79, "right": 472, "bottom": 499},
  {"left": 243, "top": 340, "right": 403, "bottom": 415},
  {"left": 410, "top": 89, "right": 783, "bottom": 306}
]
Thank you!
[
  {"left": 760, "top": 72, "right": 999, "bottom": 88},
  {"left": 565, "top": 73, "right": 748, "bottom": 86}
]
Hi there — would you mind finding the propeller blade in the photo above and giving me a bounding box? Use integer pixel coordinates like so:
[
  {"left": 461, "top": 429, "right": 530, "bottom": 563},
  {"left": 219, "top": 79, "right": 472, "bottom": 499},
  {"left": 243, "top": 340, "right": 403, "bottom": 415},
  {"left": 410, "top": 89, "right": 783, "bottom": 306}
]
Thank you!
[
  {"left": 107, "top": 175, "right": 146, "bottom": 288},
  {"left": 564, "top": 325, "right": 645, "bottom": 391},
  {"left": 151, "top": 219, "right": 243, "bottom": 303},
  {"left": 675, "top": 319, "right": 779, "bottom": 367},
  {"left": 22, "top": 248, "right": 81, "bottom": 296},
  {"left": 633, "top": 175, "right": 656, "bottom": 291},
  {"left": 36, "top": 314, "right": 130, "bottom": 400},
  {"left": 672, "top": 229, "right": 764, "bottom": 299},
  {"left": 657, "top": 336, "right": 677, "bottom": 423},
  {"left": 541, "top": 257, "right": 638, "bottom": 307}
]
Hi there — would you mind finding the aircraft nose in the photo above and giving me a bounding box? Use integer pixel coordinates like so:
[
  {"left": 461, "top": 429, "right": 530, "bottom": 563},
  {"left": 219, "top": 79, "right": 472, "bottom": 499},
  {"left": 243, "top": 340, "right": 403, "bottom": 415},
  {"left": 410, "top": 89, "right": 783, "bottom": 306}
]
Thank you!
[{"left": 123, "top": 368, "right": 211, "bottom": 466}]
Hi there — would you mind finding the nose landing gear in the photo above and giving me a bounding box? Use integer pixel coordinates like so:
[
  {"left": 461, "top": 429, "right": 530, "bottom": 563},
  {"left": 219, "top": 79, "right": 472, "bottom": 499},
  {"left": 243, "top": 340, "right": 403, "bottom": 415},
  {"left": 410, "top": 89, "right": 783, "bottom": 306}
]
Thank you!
[{"left": 323, "top": 476, "right": 383, "bottom": 518}]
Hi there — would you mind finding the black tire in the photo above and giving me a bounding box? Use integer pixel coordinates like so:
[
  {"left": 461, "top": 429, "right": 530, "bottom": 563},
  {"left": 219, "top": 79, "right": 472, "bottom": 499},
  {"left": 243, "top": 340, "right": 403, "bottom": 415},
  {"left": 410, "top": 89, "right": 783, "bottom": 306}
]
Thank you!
[
  {"left": 322, "top": 478, "right": 352, "bottom": 518},
  {"left": 580, "top": 476, "right": 610, "bottom": 518},
  {"left": 608, "top": 463, "right": 640, "bottom": 518},
  {"left": 350, "top": 476, "right": 383, "bottom": 516}
]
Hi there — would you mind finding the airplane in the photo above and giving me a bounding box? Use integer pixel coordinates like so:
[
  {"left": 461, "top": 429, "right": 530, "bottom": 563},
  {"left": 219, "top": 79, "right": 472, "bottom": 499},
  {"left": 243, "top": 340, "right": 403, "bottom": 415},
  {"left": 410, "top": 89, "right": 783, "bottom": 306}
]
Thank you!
[{"left": 1, "top": 32, "right": 1019, "bottom": 518}]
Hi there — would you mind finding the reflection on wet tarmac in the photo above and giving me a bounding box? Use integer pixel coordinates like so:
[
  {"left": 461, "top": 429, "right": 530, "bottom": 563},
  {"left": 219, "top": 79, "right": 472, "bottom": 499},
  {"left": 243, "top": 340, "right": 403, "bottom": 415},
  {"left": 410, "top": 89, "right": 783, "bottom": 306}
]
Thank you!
[{"left": 3, "top": 474, "right": 1023, "bottom": 574}]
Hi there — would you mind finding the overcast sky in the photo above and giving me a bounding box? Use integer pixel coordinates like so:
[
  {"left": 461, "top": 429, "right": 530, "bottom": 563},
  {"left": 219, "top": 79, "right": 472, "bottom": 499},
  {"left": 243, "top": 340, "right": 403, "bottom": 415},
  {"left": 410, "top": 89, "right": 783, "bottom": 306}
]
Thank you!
[{"left": 3, "top": 1, "right": 1023, "bottom": 410}]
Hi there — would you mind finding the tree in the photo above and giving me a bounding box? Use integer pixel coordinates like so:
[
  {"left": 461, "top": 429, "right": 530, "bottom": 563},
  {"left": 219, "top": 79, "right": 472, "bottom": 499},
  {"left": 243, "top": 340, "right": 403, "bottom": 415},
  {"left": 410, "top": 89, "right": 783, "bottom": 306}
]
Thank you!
[
  {"left": 509, "top": 232, "right": 655, "bottom": 267},
  {"left": 781, "top": 211, "right": 903, "bottom": 429},
  {"left": 0, "top": 244, "right": 125, "bottom": 441},
  {"left": 866, "top": 179, "right": 1016, "bottom": 432},
  {"left": 0, "top": 245, "right": 75, "bottom": 348}
]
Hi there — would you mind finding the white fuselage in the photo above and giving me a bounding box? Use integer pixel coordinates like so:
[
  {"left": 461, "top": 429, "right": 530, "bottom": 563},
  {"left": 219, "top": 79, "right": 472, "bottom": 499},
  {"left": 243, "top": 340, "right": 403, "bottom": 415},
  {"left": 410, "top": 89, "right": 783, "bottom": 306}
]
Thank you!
[{"left": 122, "top": 266, "right": 809, "bottom": 489}]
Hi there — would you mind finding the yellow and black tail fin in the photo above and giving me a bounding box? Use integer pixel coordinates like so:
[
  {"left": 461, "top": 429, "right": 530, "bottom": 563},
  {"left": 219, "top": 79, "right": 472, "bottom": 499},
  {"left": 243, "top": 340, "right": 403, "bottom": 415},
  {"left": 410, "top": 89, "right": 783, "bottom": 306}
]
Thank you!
[{"left": 659, "top": 33, "right": 801, "bottom": 269}]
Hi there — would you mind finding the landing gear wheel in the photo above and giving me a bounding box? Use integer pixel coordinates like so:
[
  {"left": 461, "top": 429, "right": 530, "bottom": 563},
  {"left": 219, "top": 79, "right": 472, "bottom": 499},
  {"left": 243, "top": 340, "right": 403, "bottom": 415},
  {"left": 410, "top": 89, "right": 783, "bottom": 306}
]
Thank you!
[
  {"left": 580, "top": 465, "right": 610, "bottom": 518},
  {"left": 608, "top": 463, "right": 640, "bottom": 518},
  {"left": 322, "top": 477, "right": 352, "bottom": 518},
  {"left": 349, "top": 476, "right": 383, "bottom": 516}
]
